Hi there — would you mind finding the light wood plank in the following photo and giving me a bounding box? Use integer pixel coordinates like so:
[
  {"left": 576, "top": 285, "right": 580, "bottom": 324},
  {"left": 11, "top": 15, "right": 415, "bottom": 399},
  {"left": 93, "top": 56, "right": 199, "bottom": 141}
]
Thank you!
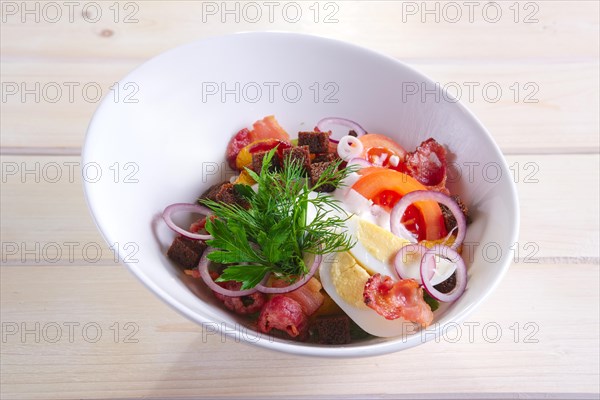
[
  {"left": 515, "top": 153, "right": 599, "bottom": 262},
  {"left": 0, "top": 155, "right": 115, "bottom": 264},
  {"left": 1, "top": 60, "right": 598, "bottom": 153},
  {"left": 1, "top": 2, "right": 597, "bottom": 398},
  {"left": 421, "top": 62, "right": 600, "bottom": 155},
  {"left": 0, "top": 62, "right": 135, "bottom": 150},
  {"left": 1, "top": 262, "right": 598, "bottom": 399},
  {"left": 1, "top": 154, "right": 598, "bottom": 264},
  {"left": 1, "top": 1, "right": 598, "bottom": 61}
]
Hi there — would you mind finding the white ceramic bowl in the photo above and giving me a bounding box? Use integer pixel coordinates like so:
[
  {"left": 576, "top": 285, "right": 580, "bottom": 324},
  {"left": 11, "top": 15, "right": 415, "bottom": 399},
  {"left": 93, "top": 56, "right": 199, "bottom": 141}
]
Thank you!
[{"left": 83, "top": 32, "right": 519, "bottom": 357}]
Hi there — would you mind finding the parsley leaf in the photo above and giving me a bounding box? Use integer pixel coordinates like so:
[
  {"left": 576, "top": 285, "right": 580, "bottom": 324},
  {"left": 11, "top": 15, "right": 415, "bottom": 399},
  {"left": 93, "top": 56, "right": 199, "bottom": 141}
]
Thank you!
[
  {"left": 216, "top": 264, "right": 271, "bottom": 290},
  {"left": 204, "top": 218, "right": 262, "bottom": 265}
]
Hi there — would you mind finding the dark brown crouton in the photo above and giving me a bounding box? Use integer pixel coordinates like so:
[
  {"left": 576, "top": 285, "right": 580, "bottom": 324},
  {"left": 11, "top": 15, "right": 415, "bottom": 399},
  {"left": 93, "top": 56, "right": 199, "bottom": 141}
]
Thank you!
[
  {"left": 167, "top": 236, "right": 207, "bottom": 269},
  {"left": 434, "top": 272, "right": 456, "bottom": 294},
  {"left": 311, "top": 315, "right": 351, "bottom": 345},
  {"left": 200, "top": 182, "right": 250, "bottom": 209},
  {"left": 309, "top": 162, "right": 336, "bottom": 192},
  {"left": 282, "top": 145, "right": 311, "bottom": 171},
  {"left": 214, "top": 183, "right": 238, "bottom": 204},
  {"left": 199, "top": 182, "right": 227, "bottom": 202},
  {"left": 298, "top": 131, "right": 330, "bottom": 153},
  {"left": 440, "top": 195, "right": 471, "bottom": 232},
  {"left": 251, "top": 150, "right": 281, "bottom": 175},
  {"left": 312, "top": 152, "right": 338, "bottom": 163},
  {"left": 214, "top": 183, "right": 250, "bottom": 209}
]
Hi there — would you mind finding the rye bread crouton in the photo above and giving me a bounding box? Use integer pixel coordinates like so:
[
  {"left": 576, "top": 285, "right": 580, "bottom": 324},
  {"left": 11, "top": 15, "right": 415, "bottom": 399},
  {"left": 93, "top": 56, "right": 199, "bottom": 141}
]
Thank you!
[
  {"left": 311, "top": 315, "right": 352, "bottom": 345},
  {"left": 312, "top": 152, "right": 339, "bottom": 163},
  {"left": 309, "top": 162, "right": 336, "bottom": 192},
  {"left": 282, "top": 145, "right": 311, "bottom": 172},
  {"left": 251, "top": 150, "right": 282, "bottom": 175},
  {"left": 200, "top": 182, "right": 226, "bottom": 202},
  {"left": 167, "top": 236, "right": 207, "bottom": 270},
  {"left": 440, "top": 194, "right": 470, "bottom": 232},
  {"left": 200, "top": 182, "right": 250, "bottom": 209},
  {"left": 298, "top": 131, "right": 330, "bottom": 153}
]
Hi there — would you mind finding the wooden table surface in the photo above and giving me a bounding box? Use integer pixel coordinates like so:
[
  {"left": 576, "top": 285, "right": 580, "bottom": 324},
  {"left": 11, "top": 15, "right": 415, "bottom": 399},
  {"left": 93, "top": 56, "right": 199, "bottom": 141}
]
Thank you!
[{"left": 1, "top": 1, "right": 599, "bottom": 399}]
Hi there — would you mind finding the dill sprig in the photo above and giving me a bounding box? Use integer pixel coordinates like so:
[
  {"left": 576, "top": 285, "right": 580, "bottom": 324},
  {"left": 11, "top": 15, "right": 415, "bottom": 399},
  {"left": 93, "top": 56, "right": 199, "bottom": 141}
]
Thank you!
[{"left": 199, "top": 150, "right": 355, "bottom": 290}]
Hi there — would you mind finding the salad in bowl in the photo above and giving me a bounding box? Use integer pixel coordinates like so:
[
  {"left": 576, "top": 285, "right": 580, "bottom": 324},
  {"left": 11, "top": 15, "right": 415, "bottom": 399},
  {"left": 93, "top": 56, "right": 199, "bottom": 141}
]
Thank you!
[
  {"left": 162, "top": 115, "right": 471, "bottom": 344},
  {"left": 82, "top": 32, "right": 519, "bottom": 357}
]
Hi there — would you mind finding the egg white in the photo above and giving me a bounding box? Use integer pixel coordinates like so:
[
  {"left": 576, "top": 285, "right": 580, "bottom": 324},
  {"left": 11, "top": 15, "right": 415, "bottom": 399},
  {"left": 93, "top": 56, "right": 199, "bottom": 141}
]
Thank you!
[
  {"left": 399, "top": 250, "right": 457, "bottom": 286},
  {"left": 307, "top": 189, "right": 456, "bottom": 337}
]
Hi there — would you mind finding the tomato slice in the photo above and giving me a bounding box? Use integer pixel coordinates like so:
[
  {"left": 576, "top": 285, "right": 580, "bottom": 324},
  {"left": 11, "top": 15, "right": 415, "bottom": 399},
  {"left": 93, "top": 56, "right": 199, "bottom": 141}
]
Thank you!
[
  {"left": 371, "top": 190, "right": 426, "bottom": 238},
  {"left": 365, "top": 147, "right": 397, "bottom": 167},
  {"left": 352, "top": 169, "right": 447, "bottom": 241},
  {"left": 359, "top": 134, "right": 407, "bottom": 166}
]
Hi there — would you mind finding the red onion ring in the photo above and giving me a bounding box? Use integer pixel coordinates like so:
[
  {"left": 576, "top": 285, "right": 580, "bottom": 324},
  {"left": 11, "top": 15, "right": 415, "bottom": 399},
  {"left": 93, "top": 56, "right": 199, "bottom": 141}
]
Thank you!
[
  {"left": 390, "top": 190, "right": 466, "bottom": 249},
  {"left": 337, "top": 136, "right": 364, "bottom": 161},
  {"left": 347, "top": 157, "right": 373, "bottom": 169},
  {"left": 198, "top": 247, "right": 262, "bottom": 297},
  {"left": 163, "top": 203, "right": 213, "bottom": 240},
  {"left": 394, "top": 243, "right": 432, "bottom": 284},
  {"left": 420, "top": 244, "right": 467, "bottom": 302},
  {"left": 316, "top": 117, "right": 367, "bottom": 144},
  {"left": 255, "top": 253, "right": 322, "bottom": 294}
]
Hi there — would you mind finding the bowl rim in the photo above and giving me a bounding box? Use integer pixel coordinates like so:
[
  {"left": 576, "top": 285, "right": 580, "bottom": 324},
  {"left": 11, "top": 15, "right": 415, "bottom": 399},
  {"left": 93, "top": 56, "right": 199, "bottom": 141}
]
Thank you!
[{"left": 82, "top": 31, "right": 520, "bottom": 358}]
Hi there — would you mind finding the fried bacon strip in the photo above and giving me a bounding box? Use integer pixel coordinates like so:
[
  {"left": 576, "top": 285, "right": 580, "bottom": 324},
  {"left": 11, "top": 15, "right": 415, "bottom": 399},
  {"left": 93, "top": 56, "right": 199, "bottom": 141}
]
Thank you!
[
  {"left": 403, "top": 138, "right": 448, "bottom": 193},
  {"left": 257, "top": 295, "right": 308, "bottom": 337},
  {"left": 270, "top": 277, "right": 324, "bottom": 316},
  {"left": 211, "top": 274, "right": 267, "bottom": 315},
  {"left": 363, "top": 274, "right": 434, "bottom": 327}
]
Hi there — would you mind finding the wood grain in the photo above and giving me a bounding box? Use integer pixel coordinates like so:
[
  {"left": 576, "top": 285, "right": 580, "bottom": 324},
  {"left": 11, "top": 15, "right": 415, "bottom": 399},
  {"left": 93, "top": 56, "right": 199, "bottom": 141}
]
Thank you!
[
  {"left": 1, "top": 60, "right": 598, "bottom": 153},
  {"left": 1, "top": 262, "right": 598, "bottom": 399},
  {"left": 1, "top": 1, "right": 598, "bottom": 61},
  {"left": 1, "top": 155, "right": 114, "bottom": 265}
]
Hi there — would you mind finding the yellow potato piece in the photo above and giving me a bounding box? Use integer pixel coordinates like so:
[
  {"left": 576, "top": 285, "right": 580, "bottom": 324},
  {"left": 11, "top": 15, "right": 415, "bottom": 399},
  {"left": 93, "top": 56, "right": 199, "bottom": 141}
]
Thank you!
[
  {"left": 234, "top": 170, "right": 256, "bottom": 186},
  {"left": 312, "top": 292, "right": 344, "bottom": 317},
  {"left": 330, "top": 252, "right": 370, "bottom": 309}
]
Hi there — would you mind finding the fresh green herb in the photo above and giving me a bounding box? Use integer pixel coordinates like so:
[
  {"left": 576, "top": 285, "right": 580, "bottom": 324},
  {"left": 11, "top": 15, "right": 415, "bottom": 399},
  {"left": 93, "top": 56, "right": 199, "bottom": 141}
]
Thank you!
[
  {"left": 200, "top": 149, "right": 355, "bottom": 290},
  {"left": 423, "top": 292, "right": 439, "bottom": 311}
]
